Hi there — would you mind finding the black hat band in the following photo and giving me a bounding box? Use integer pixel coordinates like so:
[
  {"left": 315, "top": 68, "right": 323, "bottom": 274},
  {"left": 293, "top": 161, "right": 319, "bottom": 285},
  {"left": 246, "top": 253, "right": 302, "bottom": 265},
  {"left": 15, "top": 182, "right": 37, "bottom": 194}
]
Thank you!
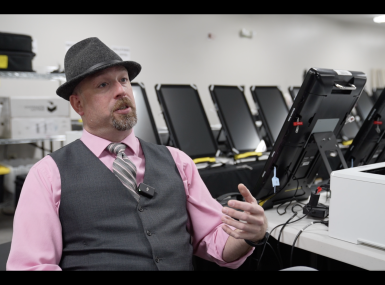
[{"left": 81, "top": 59, "right": 122, "bottom": 77}]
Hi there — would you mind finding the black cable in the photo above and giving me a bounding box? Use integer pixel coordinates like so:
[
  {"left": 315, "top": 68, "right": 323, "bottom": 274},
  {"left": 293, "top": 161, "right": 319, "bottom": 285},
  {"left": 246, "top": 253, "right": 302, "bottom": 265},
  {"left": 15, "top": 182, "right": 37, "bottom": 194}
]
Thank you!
[
  {"left": 266, "top": 242, "right": 281, "bottom": 270},
  {"left": 263, "top": 213, "right": 309, "bottom": 270},
  {"left": 276, "top": 178, "right": 300, "bottom": 216},
  {"left": 275, "top": 216, "right": 292, "bottom": 268},
  {"left": 284, "top": 200, "right": 294, "bottom": 213},
  {"left": 289, "top": 220, "right": 329, "bottom": 267},
  {"left": 256, "top": 215, "right": 294, "bottom": 270},
  {"left": 257, "top": 212, "right": 301, "bottom": 270},
  {"left": 291, "top": 203, "right": 303, "bottom": 213},
  {"left": 276, "top": 201, "right": 290, "bottom": 215},
  {"left": 276, "top": 201, "right": 305, "bottom": 269},
  {"left": 290, "top": 227, "right": 305, "bottom": 267}
]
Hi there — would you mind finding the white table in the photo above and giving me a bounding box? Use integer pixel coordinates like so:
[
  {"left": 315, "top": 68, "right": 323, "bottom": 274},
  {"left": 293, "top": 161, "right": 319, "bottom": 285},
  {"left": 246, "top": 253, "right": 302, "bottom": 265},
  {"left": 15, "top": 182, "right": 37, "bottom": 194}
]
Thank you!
[{"left": 264, "top": 193, "right": 385, "bottom": 270}]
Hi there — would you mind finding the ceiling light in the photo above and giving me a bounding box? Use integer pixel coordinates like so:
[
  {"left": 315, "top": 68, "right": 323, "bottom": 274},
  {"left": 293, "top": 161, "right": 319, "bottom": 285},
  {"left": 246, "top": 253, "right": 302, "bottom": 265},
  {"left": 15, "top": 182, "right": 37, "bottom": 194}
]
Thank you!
[{"left": 373, "top": 15, "right": 385, "bottom": 23}]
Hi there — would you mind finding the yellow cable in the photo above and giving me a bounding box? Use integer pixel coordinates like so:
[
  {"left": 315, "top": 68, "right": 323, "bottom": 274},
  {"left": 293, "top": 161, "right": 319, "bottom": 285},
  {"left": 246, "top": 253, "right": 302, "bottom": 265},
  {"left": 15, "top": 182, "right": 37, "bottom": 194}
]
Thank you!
[
  {"left": 342, "top": 140, "right": 353, "bottom": 146},
  {"left": 258, "top": 194, "right": 275, "bottom": 207},
  {"left": 0, "top": 165, "right": 10, "bottom": 175},
  {"left": 193, "top": 157, "right": 216, "bottom": 164},
  {"left": 234, "top": 151, "right": 262, "bottom": 160}
]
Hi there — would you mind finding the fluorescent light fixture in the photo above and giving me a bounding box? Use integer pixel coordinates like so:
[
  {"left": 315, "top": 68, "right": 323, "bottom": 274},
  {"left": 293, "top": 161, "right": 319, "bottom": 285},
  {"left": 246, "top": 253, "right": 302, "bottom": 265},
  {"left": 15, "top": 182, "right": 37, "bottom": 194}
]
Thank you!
[{"left": 373, "top": 15, "right": 385, "bottom": 23}]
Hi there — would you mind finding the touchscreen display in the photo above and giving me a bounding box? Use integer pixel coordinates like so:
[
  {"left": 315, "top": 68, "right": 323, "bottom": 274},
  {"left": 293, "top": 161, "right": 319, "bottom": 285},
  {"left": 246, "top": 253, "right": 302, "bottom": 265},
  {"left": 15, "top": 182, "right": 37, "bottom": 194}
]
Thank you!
[
  {"left": 132, "top": 85, "right": 159, "bottom": 144},
  {"left": 290, "top": 87, "right": 300, "bottom": 100},
  {"left": 374, "top": 88, "right": 384, "bottom": 101},
  {"left": 214, "top": 87, "right": 260, "bottom": 152},
  {"left": 356, "top": 90, "right": 373, "bottom": 120},
  {"left": 253, "top": 87, "right": 288, "bottom": 142},
  {"left": 160, "top": 86, "right": 217, "bottom": 157}
]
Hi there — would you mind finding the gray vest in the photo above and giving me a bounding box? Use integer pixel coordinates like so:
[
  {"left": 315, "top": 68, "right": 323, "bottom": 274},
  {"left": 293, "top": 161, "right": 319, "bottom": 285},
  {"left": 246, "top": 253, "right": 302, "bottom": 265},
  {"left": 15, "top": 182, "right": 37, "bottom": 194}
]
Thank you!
[{"left": 49, "top": 138, "right": 193, "bottom": 271}]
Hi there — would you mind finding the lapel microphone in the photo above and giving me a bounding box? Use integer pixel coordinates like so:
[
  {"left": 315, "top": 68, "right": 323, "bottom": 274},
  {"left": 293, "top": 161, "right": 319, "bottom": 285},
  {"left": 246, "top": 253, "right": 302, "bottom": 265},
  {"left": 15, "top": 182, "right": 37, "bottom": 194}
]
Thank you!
[{"left": 138, "top": 183, "right": 155, "bottom": 198}]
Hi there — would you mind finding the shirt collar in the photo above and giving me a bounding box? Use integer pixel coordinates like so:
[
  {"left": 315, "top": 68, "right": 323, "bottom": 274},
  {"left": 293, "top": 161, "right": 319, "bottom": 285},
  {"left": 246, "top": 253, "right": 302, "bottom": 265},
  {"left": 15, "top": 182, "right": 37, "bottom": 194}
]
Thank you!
[{"left": 80, "top": 128, "right": 139, "bottom": 157}]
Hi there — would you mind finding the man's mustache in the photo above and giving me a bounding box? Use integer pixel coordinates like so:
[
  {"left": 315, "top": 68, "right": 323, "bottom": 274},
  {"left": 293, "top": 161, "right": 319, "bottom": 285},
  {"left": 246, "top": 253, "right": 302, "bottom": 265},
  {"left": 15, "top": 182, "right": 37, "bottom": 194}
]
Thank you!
[{"left": 112, "top": 97, "right": 135, "bottom": 112}]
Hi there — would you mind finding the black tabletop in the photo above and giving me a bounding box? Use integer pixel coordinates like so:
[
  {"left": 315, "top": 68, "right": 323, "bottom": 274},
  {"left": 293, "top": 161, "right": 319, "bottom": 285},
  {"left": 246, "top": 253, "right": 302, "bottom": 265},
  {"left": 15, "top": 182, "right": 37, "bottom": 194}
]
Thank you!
[{"left": 198, "top": 160, "right": 266, "bottom": 199}]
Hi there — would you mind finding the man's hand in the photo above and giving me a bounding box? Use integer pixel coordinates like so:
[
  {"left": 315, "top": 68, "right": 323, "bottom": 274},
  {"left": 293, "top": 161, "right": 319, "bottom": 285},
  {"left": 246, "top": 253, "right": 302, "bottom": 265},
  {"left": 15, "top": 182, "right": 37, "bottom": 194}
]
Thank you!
[
  {"left": 221, "top": 183, "right": 267, "bottom": 243},
  {"left": 221, "top": 183, "right": 267, "bottom": 262}
]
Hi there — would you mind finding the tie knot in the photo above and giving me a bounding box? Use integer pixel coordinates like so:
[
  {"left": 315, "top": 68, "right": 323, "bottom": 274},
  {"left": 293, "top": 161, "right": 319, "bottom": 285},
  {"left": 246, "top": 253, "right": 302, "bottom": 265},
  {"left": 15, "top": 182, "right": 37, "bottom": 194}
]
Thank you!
[{"left": 107, "top": 143, "right": 127, "bottom": 155}]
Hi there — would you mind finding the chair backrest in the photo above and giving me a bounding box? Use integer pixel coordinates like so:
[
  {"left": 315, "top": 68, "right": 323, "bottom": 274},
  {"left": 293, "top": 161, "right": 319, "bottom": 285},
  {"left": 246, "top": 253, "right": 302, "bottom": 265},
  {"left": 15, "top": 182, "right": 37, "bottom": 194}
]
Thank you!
[{"left": 0, "top": 242, "right": 11, "bottom": 271}]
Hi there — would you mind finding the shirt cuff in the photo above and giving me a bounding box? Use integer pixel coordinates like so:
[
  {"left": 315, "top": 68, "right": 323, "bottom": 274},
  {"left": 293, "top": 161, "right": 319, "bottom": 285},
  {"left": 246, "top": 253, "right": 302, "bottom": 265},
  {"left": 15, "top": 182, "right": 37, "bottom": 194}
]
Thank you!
[{"left": 204, "top": 224, "right": 255, "bottom": 269}]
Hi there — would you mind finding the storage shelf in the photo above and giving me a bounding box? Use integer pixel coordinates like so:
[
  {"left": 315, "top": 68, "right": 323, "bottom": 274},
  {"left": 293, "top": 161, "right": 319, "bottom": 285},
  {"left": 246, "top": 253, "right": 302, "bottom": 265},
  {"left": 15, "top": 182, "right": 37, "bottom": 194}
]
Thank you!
[
  {"left": 0, "top": 71, "right": 66, "bottom": 82},
  {"left": 0, "top": 135, "right": 66, "bottom": 145}
]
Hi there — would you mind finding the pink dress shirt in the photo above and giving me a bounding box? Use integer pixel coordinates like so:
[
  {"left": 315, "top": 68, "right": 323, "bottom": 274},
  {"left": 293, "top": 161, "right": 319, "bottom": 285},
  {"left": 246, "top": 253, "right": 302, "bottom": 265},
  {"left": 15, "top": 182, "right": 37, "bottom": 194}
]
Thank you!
[{"left": 7, "top": 129, "right": 253, "bottom": 270}]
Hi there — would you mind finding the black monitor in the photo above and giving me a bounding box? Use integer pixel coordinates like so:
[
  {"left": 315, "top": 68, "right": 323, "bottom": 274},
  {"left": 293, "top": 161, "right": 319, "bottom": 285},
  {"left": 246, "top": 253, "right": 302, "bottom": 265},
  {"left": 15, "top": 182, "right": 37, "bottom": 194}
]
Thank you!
[
  {"left": 356, "top": 89, "right": 374, "bottom": 122},
  {"left": 250, "top": 86, "right": 289, "bottom": 147},
  {"left": 344, "top": 89, "right": 385, "bottom": 167},
  {"left": 132, "top": 82, "right": 162, "bottom": 145},
  {"left": 155, "top": 84, "right": 218, "bottom": 159},
  {"left": 253, "top": 68, "right": 367, "bottom": 209},
  {"left": 288, "top": 86, "right": 301, "bottom": 100},
  {"left": 209, "top": 85, "right": 261, "bottom": 154}
]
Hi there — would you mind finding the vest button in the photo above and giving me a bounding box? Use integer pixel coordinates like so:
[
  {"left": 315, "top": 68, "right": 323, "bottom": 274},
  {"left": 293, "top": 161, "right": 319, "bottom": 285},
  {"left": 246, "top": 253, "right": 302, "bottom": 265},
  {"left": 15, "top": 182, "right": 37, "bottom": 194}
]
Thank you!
[
  {"left": 138, "top": 207, "right": 144, "bottom": 212},
  {"left": 155, "top": 257, "right": 160, "bottom": 263},
  {"left": 146, "top": 230, "right": 152, "bottom": 236}
]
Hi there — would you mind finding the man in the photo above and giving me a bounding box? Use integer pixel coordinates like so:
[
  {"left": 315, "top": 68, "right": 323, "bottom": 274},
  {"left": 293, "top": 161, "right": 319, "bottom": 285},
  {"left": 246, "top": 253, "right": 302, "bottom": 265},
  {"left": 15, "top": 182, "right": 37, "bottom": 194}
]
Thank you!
[{"left": 7, "top": 37, "right": 267, "bottom": 271}]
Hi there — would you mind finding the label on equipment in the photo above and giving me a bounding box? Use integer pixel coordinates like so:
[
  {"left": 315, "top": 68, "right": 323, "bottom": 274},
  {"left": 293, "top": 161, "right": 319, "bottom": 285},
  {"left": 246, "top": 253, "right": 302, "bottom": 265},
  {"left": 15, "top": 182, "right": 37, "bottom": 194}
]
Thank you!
[{"left": 334, "top": 70, "right": 352, "bottom": 76}]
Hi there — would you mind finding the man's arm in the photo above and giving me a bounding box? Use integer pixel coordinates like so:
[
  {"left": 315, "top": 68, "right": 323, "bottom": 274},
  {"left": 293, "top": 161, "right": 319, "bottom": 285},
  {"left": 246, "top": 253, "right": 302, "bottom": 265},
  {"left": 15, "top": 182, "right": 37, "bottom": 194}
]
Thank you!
[
  {"left": 167, "top": 147, "right": 258, "bottom": 269},
  {"left": 221, "top": 184, "right": 267, "bottom": 262},
  {"left": 7, "top": 157, "right": 63, "bottom": 271}
]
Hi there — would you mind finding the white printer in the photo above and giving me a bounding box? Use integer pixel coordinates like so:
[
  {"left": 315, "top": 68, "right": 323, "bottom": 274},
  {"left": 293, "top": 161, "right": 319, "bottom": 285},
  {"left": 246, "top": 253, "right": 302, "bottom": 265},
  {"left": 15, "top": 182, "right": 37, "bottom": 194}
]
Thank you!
[{"left": 329, "top": 162, "right": 385, "bottom": 250}]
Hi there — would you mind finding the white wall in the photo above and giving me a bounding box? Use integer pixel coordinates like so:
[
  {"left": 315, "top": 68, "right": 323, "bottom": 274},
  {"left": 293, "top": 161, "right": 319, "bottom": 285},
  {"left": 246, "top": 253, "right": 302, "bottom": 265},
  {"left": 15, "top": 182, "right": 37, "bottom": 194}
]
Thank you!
[{"left": 1, "top": 14, "right": 385, "bottom": 129}]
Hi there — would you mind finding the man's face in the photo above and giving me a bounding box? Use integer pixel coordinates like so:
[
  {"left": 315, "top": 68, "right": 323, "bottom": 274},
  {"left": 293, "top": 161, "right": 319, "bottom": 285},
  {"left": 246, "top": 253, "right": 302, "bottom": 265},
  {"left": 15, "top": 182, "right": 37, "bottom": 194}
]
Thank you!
[{"left": 71, "top": 65, "right": 137, "bottom": 134}]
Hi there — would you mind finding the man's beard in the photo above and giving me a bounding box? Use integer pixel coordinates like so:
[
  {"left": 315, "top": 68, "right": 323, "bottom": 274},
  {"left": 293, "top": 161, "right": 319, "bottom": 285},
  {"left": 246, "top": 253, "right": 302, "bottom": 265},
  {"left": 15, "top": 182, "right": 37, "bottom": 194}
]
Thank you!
[{"left": 110, "top": 97, "right": 137, "bottom": 131}]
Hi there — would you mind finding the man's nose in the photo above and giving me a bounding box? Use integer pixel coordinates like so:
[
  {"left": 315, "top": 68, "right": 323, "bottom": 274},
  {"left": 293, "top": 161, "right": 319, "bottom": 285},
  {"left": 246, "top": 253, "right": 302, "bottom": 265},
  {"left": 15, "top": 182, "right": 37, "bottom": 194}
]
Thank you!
[{"left": 113, "top": 80, "right": 126, "bottom": 99}]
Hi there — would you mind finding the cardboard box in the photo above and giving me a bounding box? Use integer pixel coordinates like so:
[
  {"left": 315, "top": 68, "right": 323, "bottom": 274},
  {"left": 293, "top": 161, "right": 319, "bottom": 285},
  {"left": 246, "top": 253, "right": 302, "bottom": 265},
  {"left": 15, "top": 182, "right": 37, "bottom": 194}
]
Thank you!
[
  {"left": 0, "top": 96, "right": 71, "bottom": 139},
  {"left": 1, "top": 117, "right": 71, "bottom": 139},
  {"left": 0, "top": 96, "right": 70, "bottom": 118}
]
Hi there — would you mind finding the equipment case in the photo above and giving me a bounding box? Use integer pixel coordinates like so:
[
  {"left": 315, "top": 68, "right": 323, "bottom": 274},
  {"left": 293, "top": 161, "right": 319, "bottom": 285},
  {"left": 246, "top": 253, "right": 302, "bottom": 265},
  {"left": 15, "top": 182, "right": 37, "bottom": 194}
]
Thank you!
[{"left": 0, "top": 32, "right": 35, "bottom": 72}]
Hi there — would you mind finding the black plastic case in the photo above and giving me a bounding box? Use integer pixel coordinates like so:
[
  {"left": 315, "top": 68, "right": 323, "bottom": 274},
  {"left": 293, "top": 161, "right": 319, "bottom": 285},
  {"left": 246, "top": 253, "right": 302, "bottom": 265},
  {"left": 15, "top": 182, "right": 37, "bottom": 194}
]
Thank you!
[
  {"left": 0, "top": 50, "right": 35, "bottom": 71},
  {"left": 0, "top": 32, "right": 35, "bottom": 71},
  {"left": 0, "top": 32, "right": 33, "bottom": 52}
]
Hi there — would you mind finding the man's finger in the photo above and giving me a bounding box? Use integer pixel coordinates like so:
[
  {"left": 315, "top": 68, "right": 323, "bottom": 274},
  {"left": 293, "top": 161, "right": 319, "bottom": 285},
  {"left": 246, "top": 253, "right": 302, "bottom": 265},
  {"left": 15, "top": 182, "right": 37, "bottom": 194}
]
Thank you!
[
  {"left": 221, "top": 224, "right": 263, "bottom": 241},
  {"left": 238, "top": 184, "right": 256, "bottom": 203},
  {"left": 227, "top": 199, "right": 264, "bottom": 215},
  {"left": 221, "top": 215, "right": 260, "bottom": 233},
  {"left": 222, "top": 206, "right": 265, "bottom": 225}
]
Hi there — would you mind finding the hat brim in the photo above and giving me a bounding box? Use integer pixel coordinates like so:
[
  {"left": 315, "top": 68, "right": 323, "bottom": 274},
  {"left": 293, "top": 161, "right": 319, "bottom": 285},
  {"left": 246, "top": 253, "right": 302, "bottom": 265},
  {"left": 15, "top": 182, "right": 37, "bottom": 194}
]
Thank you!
[{"left": 56, "top": 60, "right": 141, "bottom": 101}]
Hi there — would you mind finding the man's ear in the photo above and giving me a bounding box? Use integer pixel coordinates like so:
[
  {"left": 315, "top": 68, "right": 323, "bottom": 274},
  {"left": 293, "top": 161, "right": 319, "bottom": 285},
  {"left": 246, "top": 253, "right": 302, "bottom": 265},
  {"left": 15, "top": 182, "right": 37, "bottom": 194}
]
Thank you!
[{"left": 69, "top": 94, "right": 84, "bottom": 116}]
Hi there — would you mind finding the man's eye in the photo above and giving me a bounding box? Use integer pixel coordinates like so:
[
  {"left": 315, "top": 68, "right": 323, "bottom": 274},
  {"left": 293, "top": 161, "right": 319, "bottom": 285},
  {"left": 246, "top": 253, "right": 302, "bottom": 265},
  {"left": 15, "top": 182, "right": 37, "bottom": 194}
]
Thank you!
[
  {"left": 121, "top": 77, "right": 128, "bottom": 83},
  {"left": 98, "top": 82, "right": 108, "bottom": 88}
]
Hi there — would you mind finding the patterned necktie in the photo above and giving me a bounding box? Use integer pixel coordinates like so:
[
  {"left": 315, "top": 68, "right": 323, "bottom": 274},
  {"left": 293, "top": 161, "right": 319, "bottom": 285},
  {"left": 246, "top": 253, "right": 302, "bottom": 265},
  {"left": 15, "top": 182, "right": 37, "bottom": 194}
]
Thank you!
[{"left": 107, "top": 143, "right": 140, "bottom": 201}]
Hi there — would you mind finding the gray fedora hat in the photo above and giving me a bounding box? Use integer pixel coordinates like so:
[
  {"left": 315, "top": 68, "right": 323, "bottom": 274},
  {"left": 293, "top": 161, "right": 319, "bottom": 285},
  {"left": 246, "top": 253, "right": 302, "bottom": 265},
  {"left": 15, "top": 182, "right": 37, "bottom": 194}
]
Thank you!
[{"left": 56, "top": 37, "right": 141, "bottom": 101}]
